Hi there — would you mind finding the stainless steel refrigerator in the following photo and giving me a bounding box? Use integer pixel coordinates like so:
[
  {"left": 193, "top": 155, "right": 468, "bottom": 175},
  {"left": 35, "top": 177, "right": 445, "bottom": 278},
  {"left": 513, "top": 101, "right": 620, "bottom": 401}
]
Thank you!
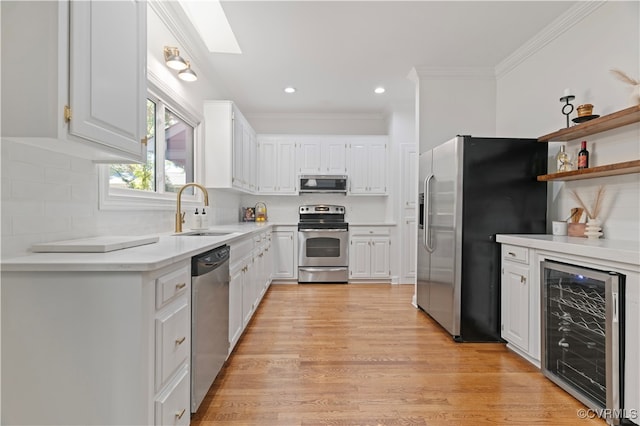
[{"left": 417, "top": 135, "right": 547, "bottom": 342}]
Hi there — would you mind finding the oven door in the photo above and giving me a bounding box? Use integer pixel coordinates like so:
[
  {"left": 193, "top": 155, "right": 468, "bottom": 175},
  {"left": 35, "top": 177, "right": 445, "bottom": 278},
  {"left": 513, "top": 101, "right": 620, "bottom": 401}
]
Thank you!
[{"left": 298, "top": 228, "right": 349, "bottom": 267}]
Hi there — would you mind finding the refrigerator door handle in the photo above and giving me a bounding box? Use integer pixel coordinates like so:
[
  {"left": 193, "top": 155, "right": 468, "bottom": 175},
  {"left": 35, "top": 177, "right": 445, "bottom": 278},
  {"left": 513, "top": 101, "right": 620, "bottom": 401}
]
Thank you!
[{"left": 424, "top": 174, "right": 434, "bottom": 253}]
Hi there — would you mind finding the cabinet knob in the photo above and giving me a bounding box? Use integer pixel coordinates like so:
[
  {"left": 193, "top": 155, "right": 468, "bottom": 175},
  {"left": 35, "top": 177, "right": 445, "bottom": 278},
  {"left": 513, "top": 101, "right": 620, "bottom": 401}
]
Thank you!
[
  {"left": 175, "top": 282, "right": 187, "bottom": 291},
  {"left": 175, "top": 336, "right": 186, "bottom": 345}
]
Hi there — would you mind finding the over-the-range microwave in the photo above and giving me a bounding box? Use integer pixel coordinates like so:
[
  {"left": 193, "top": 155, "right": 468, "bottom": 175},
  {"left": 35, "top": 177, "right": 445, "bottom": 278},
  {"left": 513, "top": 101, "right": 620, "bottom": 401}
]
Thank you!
[{"left": 299, "top": 175, "right": 348, "bottom": 194}]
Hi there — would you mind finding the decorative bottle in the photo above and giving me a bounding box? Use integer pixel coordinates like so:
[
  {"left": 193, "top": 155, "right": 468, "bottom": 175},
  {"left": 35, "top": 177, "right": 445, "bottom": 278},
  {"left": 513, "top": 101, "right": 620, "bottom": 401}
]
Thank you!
[
  {"left": 577, "top": 141, "right": 589, "bottom": 169},
  {"left": 556, "top": 145, "right": 571, "bottom": 172}
]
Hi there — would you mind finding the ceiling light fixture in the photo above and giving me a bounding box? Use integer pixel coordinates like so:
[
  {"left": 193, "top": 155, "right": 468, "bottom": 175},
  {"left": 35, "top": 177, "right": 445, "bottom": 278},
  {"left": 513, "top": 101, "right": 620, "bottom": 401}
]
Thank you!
[
  {"left": 178, "top": 61, "right": 198, "bottom": 82},
  {"left": 374, "top": 87, "right": 386, "bottom": 94},
  {"left": 284, "top": 87, "right": 296, "bottom": 94},
  {"left": 163, "top": 46, "right": 188, "bottom": 71}
]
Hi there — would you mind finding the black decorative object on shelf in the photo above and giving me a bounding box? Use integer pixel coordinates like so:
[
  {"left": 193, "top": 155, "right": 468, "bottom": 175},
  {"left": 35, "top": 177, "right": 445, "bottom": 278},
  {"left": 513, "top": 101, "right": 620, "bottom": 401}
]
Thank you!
[
  {"left": 572, "top": 114, "right": 600, "bottom": 124},
  {"left": 560, "top": 95, "right": 575, "bottom": 128}
]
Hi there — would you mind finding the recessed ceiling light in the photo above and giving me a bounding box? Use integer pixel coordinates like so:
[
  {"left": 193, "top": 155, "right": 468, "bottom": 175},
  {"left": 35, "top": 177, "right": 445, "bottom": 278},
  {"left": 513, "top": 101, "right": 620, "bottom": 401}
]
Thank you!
[
  {"left": 284, "top": 87, "right": 296, "bottom": 94},
  {"left": 374, "top": 87, "right": 386, "bottom": 94}
]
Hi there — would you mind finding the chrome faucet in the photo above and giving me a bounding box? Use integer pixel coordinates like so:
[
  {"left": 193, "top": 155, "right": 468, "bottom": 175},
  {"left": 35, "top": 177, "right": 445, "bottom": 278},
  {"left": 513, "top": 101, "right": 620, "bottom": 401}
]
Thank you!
[{"left": 175, "top": 183, "right": 209, "bottom": 233}]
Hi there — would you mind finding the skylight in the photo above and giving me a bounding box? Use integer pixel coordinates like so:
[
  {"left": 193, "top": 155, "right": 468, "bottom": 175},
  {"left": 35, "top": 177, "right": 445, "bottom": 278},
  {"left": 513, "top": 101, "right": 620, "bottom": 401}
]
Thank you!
[{"left": 178, "top": 0, "right": 241, "bottom": 54}]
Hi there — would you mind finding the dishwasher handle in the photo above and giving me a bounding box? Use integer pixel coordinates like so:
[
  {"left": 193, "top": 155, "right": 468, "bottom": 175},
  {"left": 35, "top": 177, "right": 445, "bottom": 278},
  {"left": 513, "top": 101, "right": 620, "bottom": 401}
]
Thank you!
[{"left": 192, "top": 245, "right": 230, "bottom": 276}]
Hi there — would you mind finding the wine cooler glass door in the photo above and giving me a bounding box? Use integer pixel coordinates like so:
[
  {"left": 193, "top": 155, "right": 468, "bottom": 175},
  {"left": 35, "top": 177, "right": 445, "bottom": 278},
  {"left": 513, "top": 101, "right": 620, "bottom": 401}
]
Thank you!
[{"left": 541, "top": 260, "right": 623, "bottom": 425}]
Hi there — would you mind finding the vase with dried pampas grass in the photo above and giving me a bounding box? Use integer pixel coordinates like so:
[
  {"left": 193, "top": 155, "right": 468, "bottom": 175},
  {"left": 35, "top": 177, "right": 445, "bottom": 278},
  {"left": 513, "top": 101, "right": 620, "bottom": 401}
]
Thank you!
[
  {"left": 610, "top": 69, "right": 640, "bottom": 105},
  {"left": 570, "top": 186, "right": 606, "bottom": 239}
]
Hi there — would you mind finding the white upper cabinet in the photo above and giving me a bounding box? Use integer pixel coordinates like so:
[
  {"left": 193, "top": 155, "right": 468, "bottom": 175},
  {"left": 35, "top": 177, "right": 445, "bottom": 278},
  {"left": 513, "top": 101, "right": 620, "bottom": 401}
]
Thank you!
[
  {"left": 348, "top": 136, "right": 388, "bottom": 195},
  {"left": 203, "top": 100, "right": 257, "bottom": 193},
  {"left": 297, "top": 137, "right": 347, "bottom": 175},
  {"left": 257, "top": 136, "right": 297, "bottom": 195},
  {"left": 1, "top": 0, "right": 147, "bottom": 163}
]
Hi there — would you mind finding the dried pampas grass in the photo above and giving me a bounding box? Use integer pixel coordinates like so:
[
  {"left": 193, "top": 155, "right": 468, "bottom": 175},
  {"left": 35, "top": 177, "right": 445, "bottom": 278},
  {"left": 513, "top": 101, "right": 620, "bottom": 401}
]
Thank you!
[
  {"left": 610, "top": 69, "right": 640, "bottom": 105},
  {"left": 570, "top": 186, "right": 606, "bottom": 220}
]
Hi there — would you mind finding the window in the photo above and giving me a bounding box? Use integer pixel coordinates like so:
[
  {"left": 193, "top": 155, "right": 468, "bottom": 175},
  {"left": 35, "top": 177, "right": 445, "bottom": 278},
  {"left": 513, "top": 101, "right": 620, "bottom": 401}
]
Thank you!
[{"left": 100, "top": 84, "right": 202, "bottom": 210}]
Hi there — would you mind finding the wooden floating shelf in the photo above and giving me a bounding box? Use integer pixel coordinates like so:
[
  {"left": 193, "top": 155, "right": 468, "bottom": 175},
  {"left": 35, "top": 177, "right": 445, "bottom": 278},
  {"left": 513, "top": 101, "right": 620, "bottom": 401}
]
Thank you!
[
  {"left": 538, "top": 104, "right": 640, "bottom": 142},
  {"left": 537, "top": 160, "right": 640, "bottom": 181}
]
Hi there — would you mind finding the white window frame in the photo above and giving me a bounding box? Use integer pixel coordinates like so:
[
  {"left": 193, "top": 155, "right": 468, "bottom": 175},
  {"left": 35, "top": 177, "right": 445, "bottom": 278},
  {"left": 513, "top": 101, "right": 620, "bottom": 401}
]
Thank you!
[{"left": 99, "top": 78, "right": 204, "bottom": 211}]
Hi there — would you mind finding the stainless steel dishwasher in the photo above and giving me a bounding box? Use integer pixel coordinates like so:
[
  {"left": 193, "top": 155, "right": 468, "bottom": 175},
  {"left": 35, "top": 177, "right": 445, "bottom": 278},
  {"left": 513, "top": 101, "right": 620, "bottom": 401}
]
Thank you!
[{"left": 191, "top": 245, "right": 230, "bottom": 413}]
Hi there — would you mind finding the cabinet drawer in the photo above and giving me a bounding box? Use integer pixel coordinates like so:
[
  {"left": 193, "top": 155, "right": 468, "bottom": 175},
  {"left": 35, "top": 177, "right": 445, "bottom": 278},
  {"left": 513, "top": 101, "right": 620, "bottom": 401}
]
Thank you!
[
  {"left": 502, "top": 244, "right": 529, "bottom": 264},
  {"left": 155, "top": 366, "right": 190, "bottom": 426},
  {"left": 156, "top": 300, "right": 190, "bottom": 390},
  {"left": 156, "top": 266, "right": 190, "bottom": 309}
]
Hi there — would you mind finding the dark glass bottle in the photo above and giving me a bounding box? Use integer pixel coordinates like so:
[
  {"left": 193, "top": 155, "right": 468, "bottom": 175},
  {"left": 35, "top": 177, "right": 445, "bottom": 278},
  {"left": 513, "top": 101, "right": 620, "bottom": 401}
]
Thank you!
[{"left": 577, "top": 140, "right": 589, "bottom": 169}]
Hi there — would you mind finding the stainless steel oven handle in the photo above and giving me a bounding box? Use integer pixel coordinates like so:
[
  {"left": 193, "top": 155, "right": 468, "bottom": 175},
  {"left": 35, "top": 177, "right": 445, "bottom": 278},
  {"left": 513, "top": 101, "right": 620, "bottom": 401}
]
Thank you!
[
  {"left": 299, "top": 267, "right": 347, "bottom": 272},
  {"left": 299, "top": 228, "right": 348, "bottom": 232}
]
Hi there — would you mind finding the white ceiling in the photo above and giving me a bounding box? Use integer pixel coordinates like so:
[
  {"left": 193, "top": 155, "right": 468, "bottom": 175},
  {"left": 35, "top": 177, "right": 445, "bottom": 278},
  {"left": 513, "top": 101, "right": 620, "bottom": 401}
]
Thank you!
[{"left": 197, "top": 1, "right": 577, "bottom": 115}]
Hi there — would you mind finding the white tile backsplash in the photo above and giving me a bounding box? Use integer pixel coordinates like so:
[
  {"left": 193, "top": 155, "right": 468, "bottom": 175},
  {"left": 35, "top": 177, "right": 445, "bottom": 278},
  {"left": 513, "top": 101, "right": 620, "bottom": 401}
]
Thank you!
[{"left": 1, "top": 140, "right": 242, "bottom": 257}]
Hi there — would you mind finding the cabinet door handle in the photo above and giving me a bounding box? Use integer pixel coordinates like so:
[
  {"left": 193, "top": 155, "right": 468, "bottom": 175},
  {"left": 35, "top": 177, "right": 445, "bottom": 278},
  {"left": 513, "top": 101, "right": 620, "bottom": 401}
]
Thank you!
[
  {"left": 175, "top": 336, "right": 186, "bottom": 345},
  {"left": 175, "top": 282, "right": 187, "bottom": 291},
  {"left": 176, "top": 408, "right": 186, "bottom": 420},
  {"left": 508, "top": 252, "right": 516, "bottom": 257},
  {"left": 520, "top": 275, "right": 526, "bottom": 284}
]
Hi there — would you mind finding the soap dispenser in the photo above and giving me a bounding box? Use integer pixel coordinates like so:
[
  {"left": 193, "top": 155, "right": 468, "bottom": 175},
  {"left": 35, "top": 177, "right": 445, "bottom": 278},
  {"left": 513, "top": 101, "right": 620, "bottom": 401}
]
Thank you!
[
  {"left": 201, "top": 208, "right": 208, "bottom": 228},
  {"left": 193, "top": 208, "right": 202, "bottom": 229}
]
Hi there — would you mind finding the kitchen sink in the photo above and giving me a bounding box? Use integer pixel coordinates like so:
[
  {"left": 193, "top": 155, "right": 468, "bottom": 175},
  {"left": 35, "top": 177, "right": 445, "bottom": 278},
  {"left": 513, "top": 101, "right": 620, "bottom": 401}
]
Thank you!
[{"left": 177, "top": 231, "right": 231, "bottom": 237}]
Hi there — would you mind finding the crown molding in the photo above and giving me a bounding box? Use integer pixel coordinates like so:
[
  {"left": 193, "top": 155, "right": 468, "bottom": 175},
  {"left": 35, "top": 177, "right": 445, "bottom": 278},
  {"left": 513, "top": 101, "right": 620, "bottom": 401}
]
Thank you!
[
  {"left": 245, "top": 112, "right": 387, "bottom": 121},
  {"left": 495, "top": 1, "right": 606, "bottom": 78},
  {"left": 413, "top": 66, "right": 496, "bottom": 80}
]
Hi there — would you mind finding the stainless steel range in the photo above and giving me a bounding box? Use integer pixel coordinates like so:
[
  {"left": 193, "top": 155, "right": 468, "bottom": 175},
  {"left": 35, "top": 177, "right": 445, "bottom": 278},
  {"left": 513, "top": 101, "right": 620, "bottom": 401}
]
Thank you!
[{"left": 298, "top": 205, "right": 349, "bottom": 283}]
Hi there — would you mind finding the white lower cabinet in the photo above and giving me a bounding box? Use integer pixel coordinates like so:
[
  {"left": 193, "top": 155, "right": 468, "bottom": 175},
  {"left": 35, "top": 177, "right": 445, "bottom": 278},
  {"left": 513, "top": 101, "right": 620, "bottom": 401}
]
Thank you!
[
  {"left": 155, "top": 298, "right": 190, "bottom": 391},
  {"left": 349, "top": 227, "right": 391, "bottom": 280},
  {"left": 272, "top": 228, "right": 297, "bottom": 280},
  {"left": 500, "top": 244, "right": 537, "bottom": 363},
  {"left": 229, "top": 229, "right": 274, "bottom": 354},
  {"left": 1, "top": 260, "right": 191, "bottom": 426},
  {"left": 155, "top": 365, "right": 190, "bottom": 426},
  {"left": 501, "top": 251, "right": 530, "bottom": 353},
  {"left": 229, "top": 259, "right": 245, "bottom": 353}
]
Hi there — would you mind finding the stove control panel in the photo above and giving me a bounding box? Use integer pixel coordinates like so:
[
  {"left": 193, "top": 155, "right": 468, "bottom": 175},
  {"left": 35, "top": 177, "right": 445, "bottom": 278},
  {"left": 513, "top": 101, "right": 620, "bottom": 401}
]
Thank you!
[{"left": 299, "top": 205, "right": 345, "bottom": 215}]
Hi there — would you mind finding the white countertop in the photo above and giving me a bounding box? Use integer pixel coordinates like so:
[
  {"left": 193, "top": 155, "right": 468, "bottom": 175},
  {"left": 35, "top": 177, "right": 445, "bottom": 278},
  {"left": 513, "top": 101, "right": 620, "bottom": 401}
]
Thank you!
[
  {"left": 1, "top": 223, "right": 274, "bottom": 272},
  {"left": 496, "top": 234, "right": 640, "bottom": 266}
]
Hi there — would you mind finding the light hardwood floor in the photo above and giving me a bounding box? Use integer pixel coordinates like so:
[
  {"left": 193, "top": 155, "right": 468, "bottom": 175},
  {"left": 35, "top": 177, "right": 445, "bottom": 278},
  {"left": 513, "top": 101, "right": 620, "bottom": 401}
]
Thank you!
[{"left": 192, "top": 284, "right": 605, "bottom": 425}]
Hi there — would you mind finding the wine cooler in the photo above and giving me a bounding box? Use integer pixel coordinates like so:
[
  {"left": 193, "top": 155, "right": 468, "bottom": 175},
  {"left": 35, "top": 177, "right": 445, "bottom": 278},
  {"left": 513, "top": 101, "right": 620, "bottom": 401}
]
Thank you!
[{"left": 541, "top": 260, "right": 626, "bottom": 425}]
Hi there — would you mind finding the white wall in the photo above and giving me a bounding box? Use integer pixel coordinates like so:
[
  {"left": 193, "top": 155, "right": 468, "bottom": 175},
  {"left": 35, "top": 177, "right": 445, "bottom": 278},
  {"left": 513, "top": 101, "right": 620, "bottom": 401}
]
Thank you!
[
  {"left": 496, "top": 1, "right": 640, "bottom": 241},
  {"left": 413, "top": 68, "right": 497, "bottom": 153},
  {"left": 246, "top": 113, "right": 388, "bottom": 135}
]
